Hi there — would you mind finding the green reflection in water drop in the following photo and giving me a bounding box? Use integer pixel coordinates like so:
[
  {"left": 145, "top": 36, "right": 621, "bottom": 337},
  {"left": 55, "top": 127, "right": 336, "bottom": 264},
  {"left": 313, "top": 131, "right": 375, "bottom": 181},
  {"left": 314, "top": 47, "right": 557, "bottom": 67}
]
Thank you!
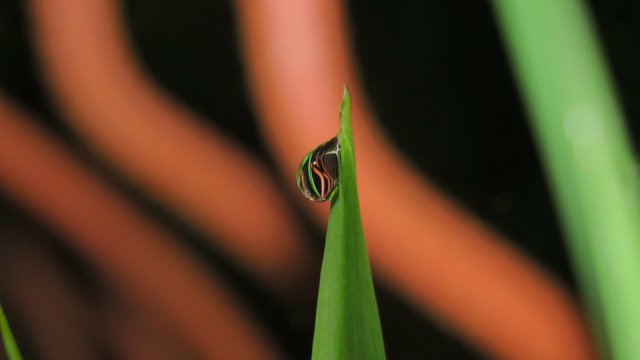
[{"left": 296, "top": 137, "right": 340, "bottom": 202}]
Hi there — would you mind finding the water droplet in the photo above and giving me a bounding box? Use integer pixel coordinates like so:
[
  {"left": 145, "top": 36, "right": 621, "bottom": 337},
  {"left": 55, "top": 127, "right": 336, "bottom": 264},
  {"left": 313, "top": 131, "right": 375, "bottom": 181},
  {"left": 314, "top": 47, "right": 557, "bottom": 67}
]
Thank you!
[{"left": 296, "top": 137, "right": 340, "bottom": 202}]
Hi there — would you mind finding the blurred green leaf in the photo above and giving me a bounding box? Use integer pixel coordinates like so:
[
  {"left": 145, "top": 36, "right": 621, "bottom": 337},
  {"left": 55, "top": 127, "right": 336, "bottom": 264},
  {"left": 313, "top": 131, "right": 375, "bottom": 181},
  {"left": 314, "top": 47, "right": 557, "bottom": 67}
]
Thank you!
[
  {"left": 492, "top": 1, "right": 640, "bottom": 358},
  {"left": 1, "top": 304, "right": 23, "bottom": 360},
  {"left": 311, "top": 86, "right": 386, "bottom": 360}
]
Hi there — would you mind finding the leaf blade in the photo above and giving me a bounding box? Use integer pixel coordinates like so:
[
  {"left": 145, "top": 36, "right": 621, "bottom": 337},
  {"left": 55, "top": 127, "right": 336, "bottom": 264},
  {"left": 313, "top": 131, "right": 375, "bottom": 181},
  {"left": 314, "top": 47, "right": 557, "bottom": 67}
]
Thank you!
[
  {"left": 1, "top": 305, "right": 23, "bottom": 360},
  {"left": 311, "top": 86, "right": 386, "bottom": 360},
  {"left": 492, "top": 1, "right": 640, "bottom": 358}
]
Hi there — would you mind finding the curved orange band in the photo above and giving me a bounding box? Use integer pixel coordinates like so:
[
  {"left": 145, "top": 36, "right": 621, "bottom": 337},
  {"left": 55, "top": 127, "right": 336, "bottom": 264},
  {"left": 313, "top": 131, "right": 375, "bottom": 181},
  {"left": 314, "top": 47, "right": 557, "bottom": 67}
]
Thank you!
[
  {"left": 0, "top": 97, "right": 282, "bottom": 360},
  {"left": 28, "top": 0, "right": 312, "bottom": 292}
]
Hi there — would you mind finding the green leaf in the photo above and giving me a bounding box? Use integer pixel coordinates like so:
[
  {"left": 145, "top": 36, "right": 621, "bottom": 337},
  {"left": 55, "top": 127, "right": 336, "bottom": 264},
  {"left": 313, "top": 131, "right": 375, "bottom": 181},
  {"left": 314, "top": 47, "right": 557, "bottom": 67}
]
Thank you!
[
  {"left": 1, "top": 304, "right": 23, "bottom": 360},
  {"left": 492, "top": 1, "right": 640, "bottom": 358},
  {"left": 311, "top": 86, "right": 386, "bottom": 360}
]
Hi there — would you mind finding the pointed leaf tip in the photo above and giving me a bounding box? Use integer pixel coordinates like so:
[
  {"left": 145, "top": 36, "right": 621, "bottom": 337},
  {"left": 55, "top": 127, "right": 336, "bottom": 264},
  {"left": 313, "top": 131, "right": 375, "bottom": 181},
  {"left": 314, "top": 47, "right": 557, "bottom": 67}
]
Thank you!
[
  {"left": 340, "top": 84, "right": 350, "bottom": 111},
  {"left": 339, "top": 85, "right": 351, "bottom": 134}
]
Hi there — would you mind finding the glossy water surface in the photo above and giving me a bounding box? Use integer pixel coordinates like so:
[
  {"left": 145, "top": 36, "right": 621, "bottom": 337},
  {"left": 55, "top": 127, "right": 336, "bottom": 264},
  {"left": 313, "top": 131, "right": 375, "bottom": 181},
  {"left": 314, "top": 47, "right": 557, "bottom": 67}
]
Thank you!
[{"left": 296, "top": 137, "right": 340, "bottom": 202}]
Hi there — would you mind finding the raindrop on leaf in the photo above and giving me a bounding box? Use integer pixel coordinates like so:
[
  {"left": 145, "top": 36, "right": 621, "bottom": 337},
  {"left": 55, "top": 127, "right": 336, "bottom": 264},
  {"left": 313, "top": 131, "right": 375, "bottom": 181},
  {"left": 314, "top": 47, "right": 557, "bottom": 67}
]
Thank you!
[{"left": 296, "top": 137, "right": 340, "bottom": 202}]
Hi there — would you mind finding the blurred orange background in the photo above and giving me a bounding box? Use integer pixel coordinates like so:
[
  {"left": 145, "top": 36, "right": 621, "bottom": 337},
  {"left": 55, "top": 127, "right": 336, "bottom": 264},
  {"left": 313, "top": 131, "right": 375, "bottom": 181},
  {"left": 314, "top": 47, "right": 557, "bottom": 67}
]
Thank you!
[{"left": 3, "top": 0, "right": 635, "bottom": 358}]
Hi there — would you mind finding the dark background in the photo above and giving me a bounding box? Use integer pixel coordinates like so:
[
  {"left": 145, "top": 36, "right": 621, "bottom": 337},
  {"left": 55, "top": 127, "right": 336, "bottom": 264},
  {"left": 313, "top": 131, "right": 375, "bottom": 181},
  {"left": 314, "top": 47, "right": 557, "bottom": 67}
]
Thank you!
[{"left": 1, "top": 0, "right": 639, "bottom": 358}]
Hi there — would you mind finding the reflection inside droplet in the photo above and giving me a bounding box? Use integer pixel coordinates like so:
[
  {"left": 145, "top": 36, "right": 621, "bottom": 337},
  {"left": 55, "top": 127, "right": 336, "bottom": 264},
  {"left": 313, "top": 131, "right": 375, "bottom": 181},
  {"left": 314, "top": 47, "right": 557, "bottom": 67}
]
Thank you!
[{"left": 296, "top": 137, "right": 340, "bottom": 202}]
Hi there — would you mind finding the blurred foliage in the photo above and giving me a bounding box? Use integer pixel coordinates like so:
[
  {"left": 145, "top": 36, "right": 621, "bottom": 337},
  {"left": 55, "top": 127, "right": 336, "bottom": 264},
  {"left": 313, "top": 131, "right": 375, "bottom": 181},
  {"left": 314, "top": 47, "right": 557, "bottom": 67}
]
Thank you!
[
  {"left": 1, "top": 304, "right": 23, "bottom": 360},
  {"left": 494, "top": 0, "right": 640, "bottom": 357}
]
